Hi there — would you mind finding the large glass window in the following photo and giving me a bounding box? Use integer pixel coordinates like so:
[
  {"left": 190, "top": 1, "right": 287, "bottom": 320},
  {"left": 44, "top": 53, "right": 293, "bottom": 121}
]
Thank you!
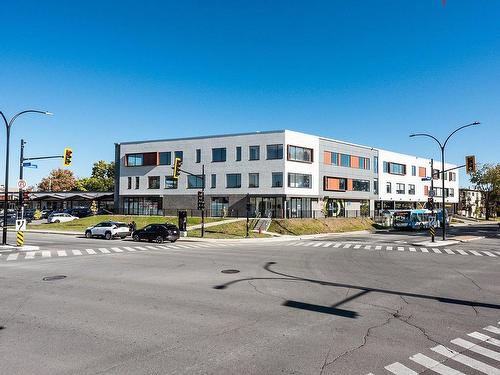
[
  {"left": 266, "top": 144, "right": 283, "bottom": 160},
  {"left": 352, "top": 179, "right": 370, "bottom": 192},
  {"left": 249, "top": 145, "right": 260, "bottom": 161},
  {"left": 324, "top": 177, "right": 347, "bottom": 191},
  {"left": 272, "top": 172, "right": 283, "bottom": 188},
  {"left": 211, "top": 174, "right": 216, "bottom": 189},
  {"left": 236, "top": 146, "right": 241, "bottom": 161},
  {"left": 409, "top": 184, "right": 415, "bottom": 195},
  {"left": 340, "top": 154, "right": 351, "bottom": 167},
  {"left": 212, "top": 148, "right": 226, "bottom": 162},
  {"left": 159, "top": 152, "right": 171, "bottom": 165},
  {"left": 389, "top": 163, "right": 406, "bottom": 175},
  {"left": 358, "top": 157, "right": 370, "bottom": 170},
  {"left": 287, "top": 145, "right": 313, "bottom": 163},
  {"left": 187, "top": 175, "right": 204, "bottom": 189},
  {"left": 196, "top": 149, "right": 201, "bottom": 163},
  {"left": 288, "top": 173, "right": 312, "bottom": 188},
  {"left": 165, "top": 176, "right": 177, "bottom": 189},
  {"left": 396, "top": 183, "right": 405, "bottom": 194},
  {"left": 148, "top": 176, "right": 160, "bottom": 189},
  {"left": 248, "top": 173, "right": 259, "bottom": 188},
  {"left": 127, "top": 154, "right": 143, "bottom": 166},
  {"left": 332, "top": 152, "right": 339, "bottom": 165},
  {"left": 226, "top": 173, "right": 241, "bottom": 188}
]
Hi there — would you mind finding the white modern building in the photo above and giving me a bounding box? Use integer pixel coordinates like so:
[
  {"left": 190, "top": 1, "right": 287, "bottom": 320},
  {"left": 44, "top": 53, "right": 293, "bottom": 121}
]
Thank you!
[{"left": 114, "top": 130, "right": 459, "bottom": 217}]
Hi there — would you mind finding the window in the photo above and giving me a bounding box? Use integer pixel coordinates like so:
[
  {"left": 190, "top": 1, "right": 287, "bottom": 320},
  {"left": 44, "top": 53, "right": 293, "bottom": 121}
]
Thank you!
[
  {"left": 135, "top": 177, "right": 139, "bottom": 189},
  {"left": 374, "top": 156, "right": 379, "bottom": 173},
  {"left": 332, "top": 152, "right": 339, "bottom": 165},
  {"left": 226, "top": 173, "right": 241, "bottom": 188},
  {"left": 387, "top": 162, "right": 406, "bottom": 175},
  {"left": 383, "top": 161, "right": 389, "bottom": 173},
  {"left": 196, "top": 149, "right": 201, "bottom": 163},
  {"left": 165, "top": 176, "right": 177, "bottom": 189},
  {"left": 174, "top": 151, "right": 183, "bottom": 161},
  {"left": 288, "top": 173, "right": 312, "bottom": 188},
  {"left": 396, "top": 183, "right": 405, "bottom": 194},
  {"left": 386, "top": 182, "right": 391, "bottom": 194},
  {"left": 127, "top": 177, "right": 132, "bottom": 189},
  {"left": 287, "top": 145, "right": 313, "bottom": 163},
  {"left": 249, "top": 173, "right": 259, "bottom": 188},
  {"left": 148, "top": 176, "right": 160, "bottom": 189},
  {"left": 434, "top": 187, "right": 443, "bottom": 197},
  {"left": 358, "top": 156, "right": 370, "bottom": 170},
  {"left": 433, "top": 169, "right": 440, "bottom": 180},
  {"left": 266, "top": 144, "right": 283, "bottom": 160},
  {"left": 211, "top": 174, "right": 216, "bottom": 189},
  {"left": 340, "top": 154, "right": 351, "bottom": 167},
  {"left": 324, "top": 177, "right": 347, "bottom": 191},
  {"left": 449, "top": 188, "right": 455, "bottom": 197},
  {"left": 236, "top": 146, "right": 241, "bottom": 161},
  {"left": 187, "top": 175, "right": 204, "bottom": 189},
  {"left": 352, "top": 179, "right": 370, "bottom": 192},
  {"left": 409, "top": 184, "right": 415, "bottom": 195},
  {"left": 127, "top": 154, "right": 143, "bottom": 166},
  {"left": 272, "top": 172, "right": 283, "bottom": 188},
  {"left": 373, "top": 178, "right": 378, "bottom": 194},
  {"left": 212, "top": 148, "right": 226, "bottom": 162},
  {"left": 412, "top": 165, "right": 416, "bottom": 176},
  {"left": 159, "top": 152, "right": 171, "bottom": 165},
  {"left": 249, "top": 145, "right": 260, "bottom": 161}
]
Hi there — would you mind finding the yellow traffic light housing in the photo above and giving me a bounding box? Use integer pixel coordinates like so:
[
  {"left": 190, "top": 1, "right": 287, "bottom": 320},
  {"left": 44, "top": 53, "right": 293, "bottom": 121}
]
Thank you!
[
  {"left": 63, "top": 148, "right": 73, "bottom": 166},
  {"left": 173, "top": 157, "right": 182, "bottom": 179},
  {"left": 465, "top": 155, "right": 476, "bottom": 174}
]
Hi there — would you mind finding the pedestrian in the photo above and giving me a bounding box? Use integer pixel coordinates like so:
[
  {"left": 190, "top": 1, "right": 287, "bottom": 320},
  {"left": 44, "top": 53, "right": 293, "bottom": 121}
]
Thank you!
[{"left": 129, "top": 220, "right": 137, "bottom": 233}]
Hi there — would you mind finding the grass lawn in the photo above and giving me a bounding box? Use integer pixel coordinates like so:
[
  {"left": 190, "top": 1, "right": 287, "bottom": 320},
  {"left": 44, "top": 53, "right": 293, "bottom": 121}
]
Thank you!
[
  {"left": 188, "top": 220, "right": 270, "bottom": 239},
  {"left": 28, "top": 215, "right": 222, "bottom": 232},
  {"left": 268, "top": 217, "right": 375, "bottom": 236}
]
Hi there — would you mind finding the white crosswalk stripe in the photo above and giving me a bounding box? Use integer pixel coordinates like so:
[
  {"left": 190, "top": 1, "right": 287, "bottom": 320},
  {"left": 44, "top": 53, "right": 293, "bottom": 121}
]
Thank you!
[
  {"left": 375, "top": 245, "right": 382, "bottom": 250},
  {"left": 451, "top": 338, "right": 500, "bottom": 362},
  {"left": 432, "top": 248, "right": 442, "bottom": 253},
  {"left": 468, "top": 332, "right": 500, "bottom": 347},
  {"left": 145, "top": 246, "right": 158, "bottom": 250},
  {"left": 484, "top": 326, "right": 500, "bottom": 335},
  {"left": 364, "top": 245, "right": 371, "bottom": 250},
  {"left": 6, "top": 253, "right": 18, "bottom": 261},
  {"left": 409, "top": 352, "right": 465, "bottom": 375},
  {"left": 420, "top": 247, "right": 429, "bottom": 253},
  {"left": 333, "top": 243, "right": 342, "bottom": 248},
  {"left": 456, "top": 249, "right": 468, "bottom": 255},
  {"left": 430, "top": 344, "right": 500, "bottom": 374},
  {"left": 110, "top": 247, "right": 124, "bottom": 252},
  {"left": 385, "top": 362, "right": 418, "bottom": 374},
  {"left": 409, "top": 247, "right": 416, "bottom": 252},
  {"left": 25, "top": 251, "right": 36, "bottom": 259},
  {"left": 397, "top": 246, "right": 405, "bottom": 251},
  {"left": 42, "top": 251, "right": 51, "bottom": 257},
  {"left": 444, "top": 248, "right": 455, "bottom": 254},
  {"left": 343, "top": 244, "right": 351, "bottom": 248},
  {"left": 134, "top": 246, "right": 147, "bottom": 251},
  {"left": 86, "top": 249, "right": 96, "bottom": 255},
  {"left": 354, "top": 244, "right": 361, "bottom": 249},
  {"left": 72, "top": 250, "right": 82, "bottom": 256},
  {"left": 98, "top": 248, "right": 110, "bottom": 254},
  {"left": 122, "top": 247, "right": 136, "bottom": 252},
  {"left": 483, "top": 251, "right": 497, "bottom": 257},
  {"left": 387, "top": 246, "right": 393, "bottom": 250},
  {"left": 57, "top": 250, "right": 67, "bottom": 257},
  {"left": 470, "top": 250, "right": 483, "bottom": 256}
]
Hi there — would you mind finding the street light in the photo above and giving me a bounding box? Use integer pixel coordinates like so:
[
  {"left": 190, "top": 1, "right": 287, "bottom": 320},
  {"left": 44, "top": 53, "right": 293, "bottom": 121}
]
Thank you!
[
  {"left": 0, "top": 110, "right": 52, "bottom": 245},
  {"left": 409, "top": 121, "right": 480, "bottom": 240}
]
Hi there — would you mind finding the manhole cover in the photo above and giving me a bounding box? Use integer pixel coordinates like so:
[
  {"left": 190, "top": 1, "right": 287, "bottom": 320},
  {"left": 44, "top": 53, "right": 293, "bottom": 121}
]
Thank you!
[
  {"left": 221, "top": 269, "right": 240, "bottom": 274},
  {"left": 42, "top": 275, "right": 67, "bottom": 281}
]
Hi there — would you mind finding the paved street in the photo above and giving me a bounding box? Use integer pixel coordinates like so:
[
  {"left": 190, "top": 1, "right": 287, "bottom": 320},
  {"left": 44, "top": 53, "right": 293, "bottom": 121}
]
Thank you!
[{"left": 1, "top": 225, "right": 499, "bottom": 374}]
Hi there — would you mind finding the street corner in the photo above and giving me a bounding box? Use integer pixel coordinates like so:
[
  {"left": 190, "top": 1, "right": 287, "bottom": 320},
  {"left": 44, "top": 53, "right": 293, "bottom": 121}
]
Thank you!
[
  {"left": 410, "top": 239, "right": 460, "bottom": 248},
  {"left": 0, "top": 244, "right": 40, "bottom": 252}
]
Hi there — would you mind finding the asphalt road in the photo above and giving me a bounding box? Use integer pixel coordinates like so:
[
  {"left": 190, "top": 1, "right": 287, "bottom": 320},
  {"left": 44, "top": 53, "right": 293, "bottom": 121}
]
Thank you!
[{"left": 0, "top": 224, "right": 499, "bottom": 374}]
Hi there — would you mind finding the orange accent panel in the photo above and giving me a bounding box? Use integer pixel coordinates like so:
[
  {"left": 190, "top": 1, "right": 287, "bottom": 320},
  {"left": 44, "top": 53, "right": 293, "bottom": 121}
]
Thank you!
[
  {"left": 347, "top": 179, "right": 353, "bottom": 191},
  {"left": 351, "top": 156, "right": 359, "bottom": 168},
  {"left": 419, "top": 167, "right": 426, "bottom": 177},
  {"left": 325, "top": 177, "right": 339, "bottom": 190},
  {"left": 324, "top": 151, "right": 332, "bottom": 165}
]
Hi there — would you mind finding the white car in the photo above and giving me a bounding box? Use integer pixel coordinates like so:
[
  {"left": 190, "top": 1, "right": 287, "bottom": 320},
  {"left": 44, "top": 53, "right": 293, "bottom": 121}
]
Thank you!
[
  {"left": 47, "top": 213, "right": 79, "bottom": 224},
  {"left": 85, "top": 221, "right": 130, "bottom": 240}
]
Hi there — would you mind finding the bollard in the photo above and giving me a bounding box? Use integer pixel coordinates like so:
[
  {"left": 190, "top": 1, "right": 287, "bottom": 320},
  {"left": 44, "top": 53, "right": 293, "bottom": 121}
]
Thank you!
[{"left": 16, "top": 231, "right": 24, "bottom": 247}]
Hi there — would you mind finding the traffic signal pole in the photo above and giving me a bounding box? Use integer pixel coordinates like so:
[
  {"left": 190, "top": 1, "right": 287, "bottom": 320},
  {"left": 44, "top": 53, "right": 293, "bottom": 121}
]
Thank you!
[
  {"left": 430, "top": 158, "right": 435, "bottom": 243},
  {"left": 201, "top": 164, "right": 205, "bottom": 238},
  {"left": 19, "top": 139, "right": 26, "bottom": 218}
]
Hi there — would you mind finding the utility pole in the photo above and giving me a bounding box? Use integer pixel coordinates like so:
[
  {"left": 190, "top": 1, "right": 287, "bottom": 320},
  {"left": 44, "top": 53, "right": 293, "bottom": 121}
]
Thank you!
[
  {"left": 246, "top": 193, "right": 250, "bottom": 238},
  {"left": 430, "top": 158, "right": 435, "bottom": 242},
  {"left": 18, "top": 139, "right": 27, "bottom": 219},
  {"left": 201, "top": 164, "right": 205, "bottom": 238}
]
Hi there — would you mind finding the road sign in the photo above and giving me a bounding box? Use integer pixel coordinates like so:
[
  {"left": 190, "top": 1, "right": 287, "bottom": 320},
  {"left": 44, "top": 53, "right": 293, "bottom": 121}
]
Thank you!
[
  {"left": 429, "top": 217, "right": 437, "bottom": 227},
  {"left": 17, "top": 179, "right": 27, "bottom": 190},
  {"left": 16, "top": 219, "right": 27, "bottom": 231},
  {"left": 421, "top": 177, "right": 432, "bottom": 181},
  {"left": 23, "top": 162, "right": 38, "bottom": 168},
  {"left": 429, "top": 190, "right": 435, "bottom": 198}
]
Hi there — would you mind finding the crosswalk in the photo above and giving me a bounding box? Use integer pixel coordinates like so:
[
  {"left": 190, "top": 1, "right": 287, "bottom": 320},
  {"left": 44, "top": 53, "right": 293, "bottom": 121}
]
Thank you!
[
  {"left": 285, "top": 241, "right": 500, "bottom": 258},
  {"left": 366, "top": 321, "right": 500, "bottom": 375},
  {"left": 0, "top": 242, "right": 242, "bottom": 262}
]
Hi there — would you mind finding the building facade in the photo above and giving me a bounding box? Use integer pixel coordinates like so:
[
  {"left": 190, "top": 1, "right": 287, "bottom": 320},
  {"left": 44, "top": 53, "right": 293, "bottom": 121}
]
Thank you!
[{"left": 114, "top": 130, "right": 459, "bottom": 217}]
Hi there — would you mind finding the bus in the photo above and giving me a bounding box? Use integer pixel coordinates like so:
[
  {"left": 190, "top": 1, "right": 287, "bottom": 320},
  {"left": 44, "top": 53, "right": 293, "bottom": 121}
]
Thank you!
[{"left": 392, "top": 209, "right": 433, "bottom": 230}]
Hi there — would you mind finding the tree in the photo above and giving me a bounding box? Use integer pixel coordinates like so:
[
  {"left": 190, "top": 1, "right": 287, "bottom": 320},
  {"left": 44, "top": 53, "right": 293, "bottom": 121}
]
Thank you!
[
  {"left": 75, "top": 161, "right": 115, "bottom": 192},
  {"left": 38, "top": 169, "right": 77, "bottom": 191},
  {"left": 470, "top": 163, "right": 500, "bottom": 219}
]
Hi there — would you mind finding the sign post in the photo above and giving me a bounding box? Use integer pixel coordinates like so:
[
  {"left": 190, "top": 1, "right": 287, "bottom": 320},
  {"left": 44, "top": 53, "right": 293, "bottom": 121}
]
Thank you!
[{"left": 15, "top": 219, "right": 26, "bottom": 247}]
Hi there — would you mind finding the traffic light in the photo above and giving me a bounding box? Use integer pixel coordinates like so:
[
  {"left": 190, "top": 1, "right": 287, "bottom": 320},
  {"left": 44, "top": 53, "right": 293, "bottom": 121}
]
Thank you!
[
  {"left": 465, "top": 155, "right": 476, "bottom": 174},
  {"left": 173, "top": 157, "right": 182, "bottom": 180},
  {"left": 197, "top": 191, "right": 205, "bottom": 210},
  {"left": 63, "top": 148, "right": 73, "bottom": 166}
]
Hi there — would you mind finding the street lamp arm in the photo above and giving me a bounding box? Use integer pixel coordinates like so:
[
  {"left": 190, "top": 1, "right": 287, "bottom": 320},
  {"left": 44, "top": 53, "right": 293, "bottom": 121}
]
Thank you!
[
  {"left": 0, "top": 111, "right": 8, "bottom": 127},
  {"left": 442, "top": 121, "right": 480, "bottom": 149},
  {"left": 8, "top": 110, "right": 51, "bottom": 127},
  {"left": 409, "top": 133, "right": 443, "bottom": 149}
]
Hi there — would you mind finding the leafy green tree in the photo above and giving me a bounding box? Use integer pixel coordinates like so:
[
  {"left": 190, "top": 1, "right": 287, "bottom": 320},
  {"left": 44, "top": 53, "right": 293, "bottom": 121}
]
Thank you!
[
  {"left": 75, "top": 161, "right": 115, "bottom": 192},
  {"left": 38, "top": 169, "right": 77, "bottom": 191},
  {"left": 470, "top": 163, "right": 500, "bottom": 219}
]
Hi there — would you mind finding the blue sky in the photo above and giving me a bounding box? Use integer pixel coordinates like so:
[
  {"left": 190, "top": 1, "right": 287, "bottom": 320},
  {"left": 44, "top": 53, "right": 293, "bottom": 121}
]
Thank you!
[{"left": 0, "top": 0, "right": 499, "bottom": 188}]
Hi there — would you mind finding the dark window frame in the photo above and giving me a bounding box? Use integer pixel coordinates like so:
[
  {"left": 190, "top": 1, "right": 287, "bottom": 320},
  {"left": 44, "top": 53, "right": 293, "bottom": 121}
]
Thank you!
[
  {"left": 287, "top": 145, "right": 313, "bottom": 164},
  {"left": 212, "top": 147, "right": 227, "bottom": 162},
  {"left": 266, "top": 144, "right": 283, "bottom": 160}
]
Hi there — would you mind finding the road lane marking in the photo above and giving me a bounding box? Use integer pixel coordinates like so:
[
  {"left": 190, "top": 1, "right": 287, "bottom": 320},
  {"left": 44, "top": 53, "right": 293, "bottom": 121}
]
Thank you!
[
  {"left": 145, "top": 246, "right": 157, "bottom": 250},
  {"left": 343, "top": 244, "right": 351, "bottom": 248},
  {"left": 420, "top": 247, "right": 429, "bottom": 253},
  {"left": 484, "top": 326, "right": 500, "bottom": 335},
  {"left": 25, "top": 251, "right": 36, "bottom": 259},
  {"left": 432, "top": 248, "right": 442, "bottom": 254},
  {"left": 322, "top": 242, "right": 331, "bottom": 247},
  {"left": 333, "top": 243, "right": 342, "bottom": 248},
  {"left": 386, "top": 246, "right": 393, "bottom": 251},
  {"left": 450, "top": 338, "right": 500, "bottom": 361},
  {"left": 468, "top": 332, "right": 500, "bottom": 347},
  {"left": 456, "top": 249, "right": 468, "bottom": 255},
  {"left": 72, "top": 250, "right": 82, "bottom": 256},
  {"left": 375, "top": 245, "right": 382, "bottom": 250},
  {"left": 122, "top": 247, "right": 136, "bottom": 251},
  {"left": 354, "top": 245, "right": 361, "bottom": 249},
  {"left": 444, "top": 248, "right": 455, "bottom": 254},
  {"left": 409, "top": 247, "right": 416, "bottom": 252},
  {"left": 85, "top": 249, "right": 96, "bottom": 255},
  {"left": 42, "top": 251, "right": 51, "bottom": 257},
  {"left": 57, "top": 250, "right": 67, "bottom": 257},
  {"left": 312, "top": 242, "right": 323, "bottom": 247},
  {"left": 409, "top": 352, "right": 465, "bottom": 375},
  {"left": 111, "top": 247, "right": 124, "bottom": 252},
  {"left": 397, "top": 246, "right": 405, "bottom": 251},
  {"left": 470, "top": 250, "right": 483, "bottom": 256},
  {"left": 98, "top": 248, "right": 110, "bottom": 254},
  {"left": 6, "top": 253, "right": 18, "bottom": 261},
  {"left": 134, "top": 246, "right": 147, "bottom": 251},
  {"left": 430, "top": 344, "right": 500, "bottom": 374},
  {"left": 364, "top": 245, "right": 372, "bottom": 250},
  {"left": 385, "top": 362, "right": 418, "bottom": 374},
  {"left": 483, "top": 251, "right": 497, "bottom": 257}
]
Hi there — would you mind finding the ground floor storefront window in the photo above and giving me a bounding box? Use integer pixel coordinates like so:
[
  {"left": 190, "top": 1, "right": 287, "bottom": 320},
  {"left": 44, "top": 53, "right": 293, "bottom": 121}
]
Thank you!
[
  {"left": 249, "top": 196, "right": 284, "bottom": 218},
  {"left": 122, "top": 197, "right": 162, "bottom": 215}
]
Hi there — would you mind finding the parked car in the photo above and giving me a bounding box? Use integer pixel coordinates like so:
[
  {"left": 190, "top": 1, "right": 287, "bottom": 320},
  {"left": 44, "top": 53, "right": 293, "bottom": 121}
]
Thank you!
[
  {"left": 68, "top": 207, "right": 94, "bottom": 218},
  {"left": 47, "top": 213, "right": 79, "bottom": 224},
  {"left": 85, "top": 221, "right": 130, "bottom": 240},
  {"left": 40, "top": 209, "right": 54, "bottom": 219},
  {"left": 0, "top": 213, "right": 17, "bottom": 227},
  {"left": 132, "top": 224, "right": 180, "bottom": 243}
]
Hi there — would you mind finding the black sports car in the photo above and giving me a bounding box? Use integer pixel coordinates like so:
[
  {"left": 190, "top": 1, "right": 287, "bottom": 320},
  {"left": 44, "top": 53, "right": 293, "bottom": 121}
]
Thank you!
[{"left": 132, "top": 223, "right": 180, "bottom": 243}]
